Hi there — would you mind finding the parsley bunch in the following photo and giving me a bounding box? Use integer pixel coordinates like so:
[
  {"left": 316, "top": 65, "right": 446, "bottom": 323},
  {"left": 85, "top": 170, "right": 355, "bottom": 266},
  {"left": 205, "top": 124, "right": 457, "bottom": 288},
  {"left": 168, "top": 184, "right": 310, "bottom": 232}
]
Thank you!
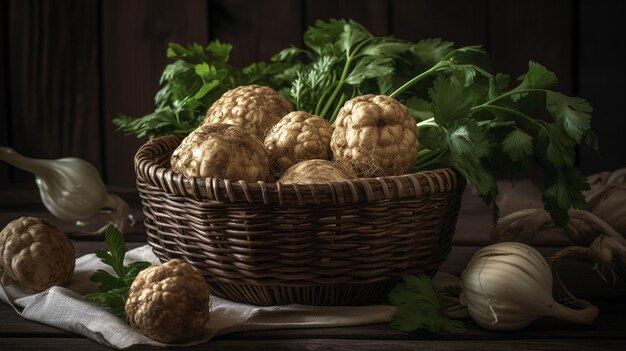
[
  {"left": 397, "top": 60, "right": 596, "bottom": 225},
  {"left": 274, "top": 20, "right": 595, "bottom": 225},
  {"left": 115, "top": 19, "right": 597, "bottom": 225}
]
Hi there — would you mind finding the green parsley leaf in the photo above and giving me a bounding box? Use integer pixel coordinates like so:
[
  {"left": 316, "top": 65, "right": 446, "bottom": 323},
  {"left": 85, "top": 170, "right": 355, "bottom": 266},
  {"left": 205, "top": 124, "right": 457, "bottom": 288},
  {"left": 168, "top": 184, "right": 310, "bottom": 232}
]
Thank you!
[
  {"left": 451, "top": 152, "right": 500, "bottom": 220},
  {"left": 303, "top": 19, "right": 346, "bottom": 55},
  {"left": 95, "top": 226, "right": 128, "bottom": 278},
  {"left": 389, "top": 275, "right": 466, "bottom": 333},
  {"left": 84, "top": 225, "right": 151, "bottom": 320},
  {"left": 518, "top": 61, "right": 558, "bottom": 90},
  {"left": 429, "top": 76, "right": 471, "bottom": 126},
  {"left": 271, "top": 46, "right": 313, "bottom": 62},
  {"left": 440, "top": 46, "right": 492, "bottom": 87},
  {"left": 338, "top": 20, "right": 371, "bottom": 53},
  {"left": 502, "top": 129, "right": 534, "bottom": 162},
  {"left": 85, "top": 287, "right": 129, "bottom": 320},
  {"left": 405, "top": 97, "right": 433, "bottom": 121},
  {"left": 360, "top": 41, "right": 412, "bottom": 58},
  {"left": 546, "top": 91, "right": 593, "bottom": 143},
  {"left": 88, "top": 270, "right": 127, "bottom": 292},
  {"left": 488, "top": 72, "right": 510, "bottom": 99},
  {"left": 410, "top": 38, "right": 454, "bottom": 65},
  {"left": 345, "top": 56, "right": 394, "bottom": 85},
  {"left": 541, "top": 166, "right": 589, "bottom": 226}
]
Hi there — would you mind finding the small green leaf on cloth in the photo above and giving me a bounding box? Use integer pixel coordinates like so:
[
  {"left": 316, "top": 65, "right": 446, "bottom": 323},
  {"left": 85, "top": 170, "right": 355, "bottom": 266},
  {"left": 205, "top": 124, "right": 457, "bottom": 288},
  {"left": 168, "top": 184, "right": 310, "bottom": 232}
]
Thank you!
[{"left": 84, "top": 225, "right": 151, "bottom": 320}]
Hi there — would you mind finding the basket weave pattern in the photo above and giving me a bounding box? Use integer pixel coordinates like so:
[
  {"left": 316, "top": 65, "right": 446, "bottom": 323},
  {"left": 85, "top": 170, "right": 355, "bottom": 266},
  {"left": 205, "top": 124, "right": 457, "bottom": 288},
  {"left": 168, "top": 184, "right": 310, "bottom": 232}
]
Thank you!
[{"left": 135, "top": 135, "right": 466, "bottom": 306}]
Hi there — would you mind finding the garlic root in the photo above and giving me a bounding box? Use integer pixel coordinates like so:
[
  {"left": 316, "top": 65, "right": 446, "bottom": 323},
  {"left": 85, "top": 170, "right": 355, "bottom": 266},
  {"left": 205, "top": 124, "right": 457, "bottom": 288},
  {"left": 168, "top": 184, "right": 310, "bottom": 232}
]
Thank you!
[{"left": 544, "top": 298, "right": 599, "bottom": 325}]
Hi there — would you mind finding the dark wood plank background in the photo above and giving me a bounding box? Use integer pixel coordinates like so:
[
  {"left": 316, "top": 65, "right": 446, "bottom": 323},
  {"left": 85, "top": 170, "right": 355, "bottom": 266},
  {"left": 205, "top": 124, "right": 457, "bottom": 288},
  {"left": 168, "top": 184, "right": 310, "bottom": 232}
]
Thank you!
[{"left": 0, "top": 0, "right": 624, "bottom": 187}]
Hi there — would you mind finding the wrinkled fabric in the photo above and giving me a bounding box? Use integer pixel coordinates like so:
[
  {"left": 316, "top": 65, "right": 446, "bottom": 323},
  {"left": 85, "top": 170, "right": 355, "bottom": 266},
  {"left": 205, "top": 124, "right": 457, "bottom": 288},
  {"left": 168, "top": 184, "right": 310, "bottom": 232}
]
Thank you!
[{"left": 0, "top": 245, "right": 396, "bottom": 349}]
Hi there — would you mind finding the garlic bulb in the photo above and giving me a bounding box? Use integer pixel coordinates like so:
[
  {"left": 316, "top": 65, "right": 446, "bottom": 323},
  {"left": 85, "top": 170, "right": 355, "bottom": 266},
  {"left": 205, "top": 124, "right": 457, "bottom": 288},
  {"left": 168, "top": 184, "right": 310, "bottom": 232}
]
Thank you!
[
  {"left": 0, "top": 147, "right": 126, "bottom": 227},
  {"left": 460, "top": 242, "right": 598, "bottom": 331}
]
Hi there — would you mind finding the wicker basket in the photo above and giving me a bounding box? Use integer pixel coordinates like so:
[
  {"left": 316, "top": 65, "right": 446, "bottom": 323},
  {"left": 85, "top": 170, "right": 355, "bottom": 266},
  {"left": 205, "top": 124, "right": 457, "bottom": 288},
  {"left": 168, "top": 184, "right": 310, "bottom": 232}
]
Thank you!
[{"left": 135, "top": 135, "right": 466, "bottom": 306}]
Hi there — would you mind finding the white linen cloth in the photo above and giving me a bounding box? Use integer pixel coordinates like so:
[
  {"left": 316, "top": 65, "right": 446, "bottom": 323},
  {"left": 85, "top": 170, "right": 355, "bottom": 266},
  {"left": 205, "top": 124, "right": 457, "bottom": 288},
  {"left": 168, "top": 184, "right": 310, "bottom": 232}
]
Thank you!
[{"left": 0, "top": 245, "right": 396, "bottom": 349}]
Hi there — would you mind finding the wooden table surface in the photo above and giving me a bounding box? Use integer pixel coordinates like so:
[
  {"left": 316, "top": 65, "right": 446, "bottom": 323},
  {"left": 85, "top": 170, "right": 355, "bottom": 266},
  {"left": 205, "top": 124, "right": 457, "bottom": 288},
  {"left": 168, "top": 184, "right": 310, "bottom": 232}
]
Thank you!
[{"left": 1, "top": 183, "right": 624, "bottom": 350}]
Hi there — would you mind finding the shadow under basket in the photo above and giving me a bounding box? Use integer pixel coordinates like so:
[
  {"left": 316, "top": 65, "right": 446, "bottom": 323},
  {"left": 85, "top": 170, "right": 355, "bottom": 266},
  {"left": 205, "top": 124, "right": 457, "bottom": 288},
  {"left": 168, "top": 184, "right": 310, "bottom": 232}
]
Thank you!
[{"left": 135, "top": 135, "right": 466, "bottom": 306}]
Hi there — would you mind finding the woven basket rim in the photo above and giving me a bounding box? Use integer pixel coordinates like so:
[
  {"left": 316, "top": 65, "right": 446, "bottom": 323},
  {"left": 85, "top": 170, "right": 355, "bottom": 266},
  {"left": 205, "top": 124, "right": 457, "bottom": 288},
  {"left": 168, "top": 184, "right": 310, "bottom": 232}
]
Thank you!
[{"left": 135, "top": 135, "right": 465, "bottom": 205}]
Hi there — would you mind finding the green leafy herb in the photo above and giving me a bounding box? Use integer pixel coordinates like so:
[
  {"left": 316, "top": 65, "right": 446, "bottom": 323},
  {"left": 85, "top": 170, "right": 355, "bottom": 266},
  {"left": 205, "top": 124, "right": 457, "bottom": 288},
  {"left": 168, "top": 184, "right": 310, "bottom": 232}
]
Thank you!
[
  {"left": 272, "top": 19, "right": 416, "bottom": 121},
  {"left": 389, "top": 275, "right": 466, "bottom": 333},
  {"left": 84, "top": 226, "right": 151, "bottom": 319},
  {"left": 402, "top": 60, "right": 595, "bottom": 224},
  {"left": 113, "top": 41, "right": 292, "bottom": 138},
  {"left": 115, "top": 19, "right": 597, "bottom": 226}
]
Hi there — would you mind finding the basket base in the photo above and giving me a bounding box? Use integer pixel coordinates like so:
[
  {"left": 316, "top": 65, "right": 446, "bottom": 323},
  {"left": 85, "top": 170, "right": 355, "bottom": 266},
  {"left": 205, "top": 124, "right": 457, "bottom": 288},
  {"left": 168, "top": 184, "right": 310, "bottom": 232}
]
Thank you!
[
  {"left": 149, "top": 238, "right": 439, "bottom": 306},
  {"left": 207, "top": 280, "right": 402, "bottom": 306}
]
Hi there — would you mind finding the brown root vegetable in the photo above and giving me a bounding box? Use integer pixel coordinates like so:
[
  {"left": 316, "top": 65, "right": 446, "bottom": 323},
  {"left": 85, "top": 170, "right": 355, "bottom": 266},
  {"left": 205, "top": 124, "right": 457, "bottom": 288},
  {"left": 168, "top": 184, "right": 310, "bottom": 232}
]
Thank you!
[
  {"left": 202, "top": 85, "right": 293, "bottom": 139},
  {"left": 330, "top": 95, "right": 419, "bottom": 177},
  {"left": 170, "top": 123, "right": 270, "bottom": 182},
  {"left": 125, "top": 259, "right": 211, "bottom": 343},
  {"left": 264, "top": 111, "right": 333, "bottom": 176},
  {"left": 0, "top": 217, "right": 75, "bottom": 291},
  {"left": 278, "top": 159, "right": 357, "bottom": 184}
]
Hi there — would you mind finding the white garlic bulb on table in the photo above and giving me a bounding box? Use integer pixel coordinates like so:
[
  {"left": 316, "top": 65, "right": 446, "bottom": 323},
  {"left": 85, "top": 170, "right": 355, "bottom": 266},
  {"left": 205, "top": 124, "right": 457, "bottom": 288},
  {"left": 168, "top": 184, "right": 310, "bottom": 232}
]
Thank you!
[
  {"left": 460, "top": 242, "right": 599, "bottom": 331},
  {"left": 0, "top": 147, "right": 132, "bottom": 233}
]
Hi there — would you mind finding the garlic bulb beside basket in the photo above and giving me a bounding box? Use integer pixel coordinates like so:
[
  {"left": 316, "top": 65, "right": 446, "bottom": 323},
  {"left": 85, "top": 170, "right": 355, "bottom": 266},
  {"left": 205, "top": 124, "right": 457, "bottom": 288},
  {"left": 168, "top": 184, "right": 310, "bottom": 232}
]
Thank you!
[{"left": 0, "top": 147, "right": 132, "bottom": 234}]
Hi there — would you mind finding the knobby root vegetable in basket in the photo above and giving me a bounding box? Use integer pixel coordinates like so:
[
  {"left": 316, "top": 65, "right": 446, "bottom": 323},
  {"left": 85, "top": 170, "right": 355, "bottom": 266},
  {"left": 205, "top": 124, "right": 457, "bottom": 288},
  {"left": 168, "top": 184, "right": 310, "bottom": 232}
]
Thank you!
[
  {"left": 125, "top": 259, "right": 211, "bottom": 344},
  {"left": 460, "top": 242, "right": 598, "bottom": 331},
  {"left": 170, "top": 123, "right": 270, "bottom": 182},
  {"left": 202, "top": 85, "right": 293, "bottom": 139},
  {"left": 278, "top": 159, "right": 357, "bottom": 184},
  {"left": 0, "top": 217, "right": 75, "bottom": 292},
  {"left": 331, "top": 94, "right": 419, "bottom": 177},
  {"left": 264, "top": 111, "right": 333, "bottom": 176}
]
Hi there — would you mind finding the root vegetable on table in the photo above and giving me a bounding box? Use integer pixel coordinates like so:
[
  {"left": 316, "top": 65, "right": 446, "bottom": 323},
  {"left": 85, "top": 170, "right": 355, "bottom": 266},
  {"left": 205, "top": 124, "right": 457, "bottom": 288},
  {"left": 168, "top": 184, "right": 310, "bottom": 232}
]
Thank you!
[{"left": 0, "top": 217, "right": 75, "bottom": 292}]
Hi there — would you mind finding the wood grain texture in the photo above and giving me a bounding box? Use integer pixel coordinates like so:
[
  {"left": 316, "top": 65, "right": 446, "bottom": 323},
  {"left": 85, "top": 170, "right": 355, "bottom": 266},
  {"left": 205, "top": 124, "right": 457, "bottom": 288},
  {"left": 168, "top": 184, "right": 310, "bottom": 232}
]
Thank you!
[
  {"left": 305, "top": 0, "right": 390, "bottom": 36},
  {"left": 489, "top": 0, "right": 574, "bottom": 94},
  {"left": 101, "top": 0, "right": 209, "bottom": 186},
  {"left": 1, "top": 300, "right": 625, "bottom": 343},
  {"left": 7, "top": 0, "right": 102, "bottom": 182},
  {"left": 210, "top": 0, "right": 304, "bottom": 67},
  {"left": 391, "top": 0, "right": 488, "bottom": 46},
  {"left": 0, "top": 337, "right": 623, "bottom": 351},
  {"left": 1, "top": 300, "right": 625, "bottom": 341},
  {"left": 577, "top": 0, "right": 626, "bottom": 173}
]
